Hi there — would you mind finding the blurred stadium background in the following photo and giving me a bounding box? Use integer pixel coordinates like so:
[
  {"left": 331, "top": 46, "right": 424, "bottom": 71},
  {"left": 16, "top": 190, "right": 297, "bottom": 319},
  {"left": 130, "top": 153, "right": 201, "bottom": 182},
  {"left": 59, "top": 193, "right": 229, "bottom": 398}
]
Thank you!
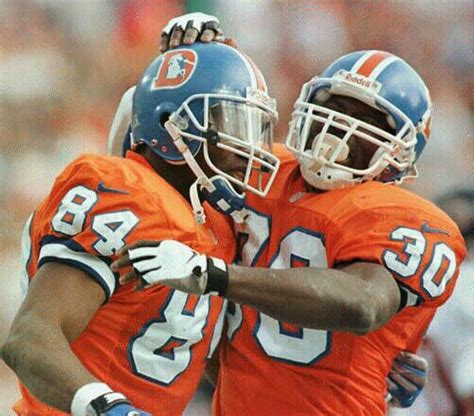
[{"left": 0, "top": 0, "right": 472, "bottom": 414}]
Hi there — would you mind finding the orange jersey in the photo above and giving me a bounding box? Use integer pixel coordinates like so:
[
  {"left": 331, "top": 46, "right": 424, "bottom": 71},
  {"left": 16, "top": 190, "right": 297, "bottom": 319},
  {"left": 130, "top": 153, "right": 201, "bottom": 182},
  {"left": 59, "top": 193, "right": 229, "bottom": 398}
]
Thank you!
[
  {"left": 15, "top": 152, "right": 236, "bottom": 416},
  {"left": 215, "top": 146, "right": 466, "bottom": 416}
]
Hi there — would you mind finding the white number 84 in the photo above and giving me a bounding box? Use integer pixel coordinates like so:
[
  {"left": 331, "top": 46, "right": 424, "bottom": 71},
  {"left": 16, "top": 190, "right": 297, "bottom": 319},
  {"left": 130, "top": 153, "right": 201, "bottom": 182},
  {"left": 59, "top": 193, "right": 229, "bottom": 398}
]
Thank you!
[{"left": 51, "top": 185, "right": 138, "bottom": 256}]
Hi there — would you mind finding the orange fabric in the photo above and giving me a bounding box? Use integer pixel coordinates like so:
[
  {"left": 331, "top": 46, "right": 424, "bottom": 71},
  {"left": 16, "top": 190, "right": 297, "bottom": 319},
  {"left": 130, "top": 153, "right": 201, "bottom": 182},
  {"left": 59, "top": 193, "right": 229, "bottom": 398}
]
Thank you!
[
  {"left": 14, "top": 153, "right": 236, "bottom": 415},
  {"left": 215, "top": 155, "right": 466, "bottom": 416}
]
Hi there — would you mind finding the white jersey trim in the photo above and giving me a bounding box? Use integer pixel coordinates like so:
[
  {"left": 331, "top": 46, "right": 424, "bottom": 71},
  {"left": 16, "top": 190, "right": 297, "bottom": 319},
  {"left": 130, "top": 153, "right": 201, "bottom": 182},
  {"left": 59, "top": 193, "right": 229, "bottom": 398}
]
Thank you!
[{"left": 39, "top": 242, "right": 116, "bottom": 299}]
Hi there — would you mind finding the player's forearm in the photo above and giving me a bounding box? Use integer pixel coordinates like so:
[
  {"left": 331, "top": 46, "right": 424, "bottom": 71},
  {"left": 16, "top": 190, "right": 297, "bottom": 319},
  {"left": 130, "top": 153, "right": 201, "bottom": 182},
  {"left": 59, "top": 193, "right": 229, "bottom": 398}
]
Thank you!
[
  {"left": 2, "top": 315, "right": 99, "bottom": 412},
  {"left": 226, "top": 263, "right": 397, "bottom": 334}
]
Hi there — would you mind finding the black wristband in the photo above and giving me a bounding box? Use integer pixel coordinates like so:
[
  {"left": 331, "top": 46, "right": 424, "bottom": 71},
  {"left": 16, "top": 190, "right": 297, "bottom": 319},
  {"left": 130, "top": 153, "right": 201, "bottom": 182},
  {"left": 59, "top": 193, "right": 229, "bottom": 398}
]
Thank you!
[{"left": 204, "top": 257, "right": 229, "bottom": 297}]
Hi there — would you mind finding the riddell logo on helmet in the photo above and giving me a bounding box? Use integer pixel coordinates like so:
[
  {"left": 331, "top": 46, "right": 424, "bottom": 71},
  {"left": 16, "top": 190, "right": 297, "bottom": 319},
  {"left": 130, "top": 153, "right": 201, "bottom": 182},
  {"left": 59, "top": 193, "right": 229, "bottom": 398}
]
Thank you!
[
  {"left": 153, "top": 49, "right": 197, "bottom": 89},
  {"left": 336, "top": 70, "right": 381, "bottom": 92}
]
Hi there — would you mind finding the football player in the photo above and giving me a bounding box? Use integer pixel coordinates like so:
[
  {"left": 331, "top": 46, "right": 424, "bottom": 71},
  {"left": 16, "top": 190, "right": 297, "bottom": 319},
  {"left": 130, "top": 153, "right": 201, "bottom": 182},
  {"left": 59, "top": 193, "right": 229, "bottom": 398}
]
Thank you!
[
  {"left": 389, "top": 188, "right": 473, "bottom": 416},
  {"left": 1, "top": 42, "right": 279, "bottom": 415},
  {"left": 111, "top": 14, "right": 467, "bottom": 416}
]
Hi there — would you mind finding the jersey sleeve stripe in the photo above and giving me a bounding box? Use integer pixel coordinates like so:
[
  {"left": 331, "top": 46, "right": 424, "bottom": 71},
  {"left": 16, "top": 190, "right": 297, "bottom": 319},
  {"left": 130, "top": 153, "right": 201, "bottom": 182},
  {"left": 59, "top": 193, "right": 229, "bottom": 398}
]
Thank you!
[
  {"left": 398, "top": 281, "right": 423, "bottom": 309},
  {"left": 38, "top": 243, "right": 116, "bottom": 300}
]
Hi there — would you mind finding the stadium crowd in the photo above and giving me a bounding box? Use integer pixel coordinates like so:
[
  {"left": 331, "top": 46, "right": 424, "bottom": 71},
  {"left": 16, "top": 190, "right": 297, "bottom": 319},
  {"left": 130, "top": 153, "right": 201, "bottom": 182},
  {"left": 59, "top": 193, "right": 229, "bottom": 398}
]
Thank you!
[{"left": 0, "top": 1, "right": 472, "bottom": 414}]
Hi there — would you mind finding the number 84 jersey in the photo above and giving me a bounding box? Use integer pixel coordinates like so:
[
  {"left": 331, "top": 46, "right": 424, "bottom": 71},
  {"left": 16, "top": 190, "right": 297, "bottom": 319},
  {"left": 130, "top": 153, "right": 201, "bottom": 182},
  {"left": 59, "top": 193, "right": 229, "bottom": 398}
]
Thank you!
[
  {"left": 215, "top": 153, "right": 466, "bottom": 416},
  {"left": 16, "top": 152, "right": 235, "bottom": 416}
]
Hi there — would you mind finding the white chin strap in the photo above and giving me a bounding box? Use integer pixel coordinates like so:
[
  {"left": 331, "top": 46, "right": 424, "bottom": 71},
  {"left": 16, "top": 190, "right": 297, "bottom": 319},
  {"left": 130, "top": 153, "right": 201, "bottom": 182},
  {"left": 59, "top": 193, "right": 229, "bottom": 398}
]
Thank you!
[
  {"left": 189, "top": 178, "right": 213, "bottom": 224},
  {"left": 229, "top": 207, "right": 249, "bottom": 224},
  {"left": 165, "top": 120, "right": 215, "bottom": 224},
  {"left": 165, "top": 120, "right": 251, "bottom": 225}
]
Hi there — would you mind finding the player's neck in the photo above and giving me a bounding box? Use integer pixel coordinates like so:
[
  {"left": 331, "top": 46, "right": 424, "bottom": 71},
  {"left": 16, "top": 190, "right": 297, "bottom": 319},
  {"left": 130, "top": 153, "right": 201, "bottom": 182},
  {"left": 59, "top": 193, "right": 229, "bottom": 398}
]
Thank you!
[{"left": 143, "top": 148, "right": 195, "bottom": 203}]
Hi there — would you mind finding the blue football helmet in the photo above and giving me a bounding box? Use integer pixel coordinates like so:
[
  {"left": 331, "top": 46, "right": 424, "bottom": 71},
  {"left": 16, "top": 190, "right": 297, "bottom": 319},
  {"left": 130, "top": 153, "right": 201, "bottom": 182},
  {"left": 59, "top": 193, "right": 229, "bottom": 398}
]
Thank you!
[
  {"left": 286, "top": 50, "right": 432, "bottom": 190},
  {"left": 131, "top": 43, "right": 279, "bottom": 222}
]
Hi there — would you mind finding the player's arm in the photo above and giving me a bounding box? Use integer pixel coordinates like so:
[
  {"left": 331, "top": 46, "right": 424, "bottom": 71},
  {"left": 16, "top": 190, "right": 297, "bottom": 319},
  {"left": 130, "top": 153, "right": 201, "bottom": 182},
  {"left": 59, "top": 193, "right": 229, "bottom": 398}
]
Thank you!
[
  {"left": 113, "top": 241, "right": 400, "bottom": 335},
  {"left": 107, "top": 86, "right": 135, "bottom": 157},
  {"left": 2, "top": 262, "right": 104, "bottom": 411},
  {"left": 224, "top": 261, "right": 400, "bottom": 334},
  {"left": 3, "top": 257, "right": 149, "bottom": 416}
]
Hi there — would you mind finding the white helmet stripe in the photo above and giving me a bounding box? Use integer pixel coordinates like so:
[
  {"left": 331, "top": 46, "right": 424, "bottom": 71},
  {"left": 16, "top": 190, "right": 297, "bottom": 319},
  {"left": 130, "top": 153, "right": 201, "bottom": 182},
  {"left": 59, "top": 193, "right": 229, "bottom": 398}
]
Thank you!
[{"left": 369, "top": 56, "right": 399, "bottom": 80}]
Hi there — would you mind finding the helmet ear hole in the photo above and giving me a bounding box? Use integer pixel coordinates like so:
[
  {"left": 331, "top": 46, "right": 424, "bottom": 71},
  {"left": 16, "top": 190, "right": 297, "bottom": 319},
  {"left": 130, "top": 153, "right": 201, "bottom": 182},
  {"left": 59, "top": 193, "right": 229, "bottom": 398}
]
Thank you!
[
  {"left": 160, "top": 112, "right": 171, "bottom": 128},
  {"left": 314, "top": 89, "right": 331, "bottom": 103}
]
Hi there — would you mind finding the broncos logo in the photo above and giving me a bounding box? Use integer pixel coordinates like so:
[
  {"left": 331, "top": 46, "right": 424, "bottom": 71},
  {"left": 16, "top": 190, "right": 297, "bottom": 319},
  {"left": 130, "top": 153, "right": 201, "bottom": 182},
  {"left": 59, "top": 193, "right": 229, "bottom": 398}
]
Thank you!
[{"left": 153, "top": 49, "right": 197, "bottom": 89}]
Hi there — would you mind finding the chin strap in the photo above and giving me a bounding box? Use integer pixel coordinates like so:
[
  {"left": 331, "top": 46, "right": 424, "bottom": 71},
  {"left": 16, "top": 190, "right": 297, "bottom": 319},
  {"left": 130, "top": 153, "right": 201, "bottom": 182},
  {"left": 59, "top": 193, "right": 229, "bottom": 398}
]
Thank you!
[
  {"left": 165, "top": 120, "right": 217, "bottom": 224},
  {"left": 190, "top": 178, "right": 214, "bottom": 224},
  {"left": 165, "top": 120, "right": 248, "bottom": 224},
  {"left": 230, "top": 207, "right": 249, "bottom": 223},
  {"left": 190, "top": 177, "right": 250, "bottom": 224}
]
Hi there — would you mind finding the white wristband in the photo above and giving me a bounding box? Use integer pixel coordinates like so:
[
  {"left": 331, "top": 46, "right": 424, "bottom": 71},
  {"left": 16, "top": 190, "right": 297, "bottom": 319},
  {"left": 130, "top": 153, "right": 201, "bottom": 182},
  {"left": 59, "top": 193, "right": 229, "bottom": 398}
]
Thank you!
[{"left": 71, "top": 382, "right": 114, "bottom": 416}]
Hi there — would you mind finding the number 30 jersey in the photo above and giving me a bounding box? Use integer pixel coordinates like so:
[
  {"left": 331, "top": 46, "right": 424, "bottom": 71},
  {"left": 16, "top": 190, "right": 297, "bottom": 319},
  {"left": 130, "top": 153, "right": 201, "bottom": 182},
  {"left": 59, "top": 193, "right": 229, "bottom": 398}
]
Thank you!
[
  {"left": 214, "top": 147, "right": 466, "bottom": 416},
  {"left": 15, "top": 152, "right": 236, "bottom": 416}
]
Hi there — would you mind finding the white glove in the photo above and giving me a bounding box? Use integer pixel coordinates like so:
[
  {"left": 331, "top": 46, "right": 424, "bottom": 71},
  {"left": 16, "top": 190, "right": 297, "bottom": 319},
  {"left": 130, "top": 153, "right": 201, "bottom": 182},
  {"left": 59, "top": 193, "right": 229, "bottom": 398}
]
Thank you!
[
  {"left": 128, "top": 240, "right": 229, "bottom": 296},
  {"left": 162, "top": 12, "right": 220, "bottom": 36}
]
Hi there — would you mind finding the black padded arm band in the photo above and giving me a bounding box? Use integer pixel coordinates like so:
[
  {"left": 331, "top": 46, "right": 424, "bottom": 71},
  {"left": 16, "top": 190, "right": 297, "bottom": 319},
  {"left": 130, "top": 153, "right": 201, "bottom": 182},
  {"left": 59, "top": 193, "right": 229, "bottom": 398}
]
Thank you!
[{"left": 204, "top": 257, "right": 229, "bottom": 297}]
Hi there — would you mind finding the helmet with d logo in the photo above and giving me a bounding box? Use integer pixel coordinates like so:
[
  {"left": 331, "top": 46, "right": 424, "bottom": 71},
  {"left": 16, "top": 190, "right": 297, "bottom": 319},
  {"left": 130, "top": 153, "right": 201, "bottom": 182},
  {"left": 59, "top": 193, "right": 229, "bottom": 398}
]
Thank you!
[{"left": 132, "top": 43, "right": 279, "bottom": 222}]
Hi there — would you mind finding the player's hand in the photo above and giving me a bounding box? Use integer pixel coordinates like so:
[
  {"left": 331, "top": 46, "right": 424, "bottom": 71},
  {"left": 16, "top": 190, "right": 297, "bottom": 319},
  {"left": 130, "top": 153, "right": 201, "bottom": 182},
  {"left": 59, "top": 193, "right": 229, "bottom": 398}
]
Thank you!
[
  {"left": 160, "top": 12, "right": 236, "bottom": 52},
  {"left": 111, "top": 240, "right": 229, "bottom": 296},
  {"left": 71, "top": 384, "right": 150, "bottom": 416},
  {"left": 387, "top": 351, "right": 428, "bottom": 408}
]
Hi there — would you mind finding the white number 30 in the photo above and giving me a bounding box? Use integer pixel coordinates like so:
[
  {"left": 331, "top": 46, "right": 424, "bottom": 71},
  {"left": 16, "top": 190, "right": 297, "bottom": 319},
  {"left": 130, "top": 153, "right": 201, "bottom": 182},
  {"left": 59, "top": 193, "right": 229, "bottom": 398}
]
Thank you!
[{"left": 382, "top": 227, "right": 457, "bottom": 298}]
